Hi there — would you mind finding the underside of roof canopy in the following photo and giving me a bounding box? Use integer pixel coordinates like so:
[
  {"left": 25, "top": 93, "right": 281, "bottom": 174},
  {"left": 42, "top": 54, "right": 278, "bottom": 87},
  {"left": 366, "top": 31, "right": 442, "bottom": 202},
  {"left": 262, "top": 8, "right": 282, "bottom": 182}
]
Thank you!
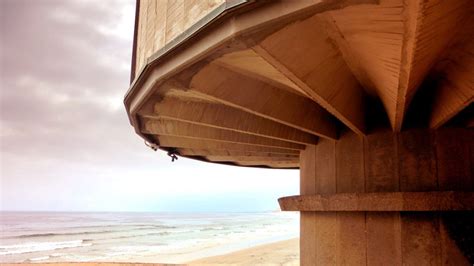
[{"left": 124, "top": 0, "right": 473, "bottom": 169}]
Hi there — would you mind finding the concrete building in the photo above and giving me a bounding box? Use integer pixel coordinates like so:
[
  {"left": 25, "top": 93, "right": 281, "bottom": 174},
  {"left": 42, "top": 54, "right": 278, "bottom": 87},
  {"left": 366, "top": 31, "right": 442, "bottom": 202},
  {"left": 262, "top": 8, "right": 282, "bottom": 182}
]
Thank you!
[{"left": 124, "top": 0, "right": 473, "bottom": 264}]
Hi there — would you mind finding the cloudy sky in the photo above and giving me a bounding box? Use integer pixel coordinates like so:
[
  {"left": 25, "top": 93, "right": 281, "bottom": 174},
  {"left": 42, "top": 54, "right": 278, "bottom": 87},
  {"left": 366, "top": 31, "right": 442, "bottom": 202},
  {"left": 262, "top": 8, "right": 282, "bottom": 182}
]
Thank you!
[{"left": 0, "top": 0, "right": 298, "bottom": 212}]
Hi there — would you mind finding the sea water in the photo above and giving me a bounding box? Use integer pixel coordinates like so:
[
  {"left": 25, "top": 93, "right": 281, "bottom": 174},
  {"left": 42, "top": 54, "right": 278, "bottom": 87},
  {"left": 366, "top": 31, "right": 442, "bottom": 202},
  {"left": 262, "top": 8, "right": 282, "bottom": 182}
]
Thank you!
[{"left": 0, "top": 211, "right": 299, "bottom": 263}]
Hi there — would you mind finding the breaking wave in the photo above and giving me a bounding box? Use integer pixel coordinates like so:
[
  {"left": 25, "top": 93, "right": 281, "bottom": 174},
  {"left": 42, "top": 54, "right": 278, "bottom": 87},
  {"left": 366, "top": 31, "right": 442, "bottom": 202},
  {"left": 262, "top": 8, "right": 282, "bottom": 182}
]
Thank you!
[{"left": 0, "top": 240, "right": 92, "bottom": 256}]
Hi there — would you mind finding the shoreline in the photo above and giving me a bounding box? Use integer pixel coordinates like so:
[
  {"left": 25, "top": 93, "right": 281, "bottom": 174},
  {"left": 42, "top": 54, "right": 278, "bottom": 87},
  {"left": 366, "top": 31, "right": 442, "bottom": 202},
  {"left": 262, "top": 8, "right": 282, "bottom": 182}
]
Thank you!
[{"left": 1, "top": 238, "right": 299, "bottom": 266}]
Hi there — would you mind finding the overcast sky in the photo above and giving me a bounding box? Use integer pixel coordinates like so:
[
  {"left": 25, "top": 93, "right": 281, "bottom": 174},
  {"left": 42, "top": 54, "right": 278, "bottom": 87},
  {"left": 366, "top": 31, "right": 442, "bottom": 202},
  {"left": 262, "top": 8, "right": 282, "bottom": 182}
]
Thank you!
[{"left": 0, "top": 0, "right": 298, "bottom": 212}]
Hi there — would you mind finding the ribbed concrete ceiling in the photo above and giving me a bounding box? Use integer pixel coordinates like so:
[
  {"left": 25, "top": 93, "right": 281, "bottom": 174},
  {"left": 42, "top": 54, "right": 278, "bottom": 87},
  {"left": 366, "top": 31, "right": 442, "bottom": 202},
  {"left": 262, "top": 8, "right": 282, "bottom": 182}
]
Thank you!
[{"left": 125, "top": 0, "right": 473, "bottom": 168}]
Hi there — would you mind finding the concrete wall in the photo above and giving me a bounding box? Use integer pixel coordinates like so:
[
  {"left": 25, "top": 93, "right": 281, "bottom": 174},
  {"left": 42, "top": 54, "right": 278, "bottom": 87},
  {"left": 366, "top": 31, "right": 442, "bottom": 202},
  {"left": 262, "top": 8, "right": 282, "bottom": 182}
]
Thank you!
[{"left": 299, "top": 128, "right": 473, "bottom": 265}]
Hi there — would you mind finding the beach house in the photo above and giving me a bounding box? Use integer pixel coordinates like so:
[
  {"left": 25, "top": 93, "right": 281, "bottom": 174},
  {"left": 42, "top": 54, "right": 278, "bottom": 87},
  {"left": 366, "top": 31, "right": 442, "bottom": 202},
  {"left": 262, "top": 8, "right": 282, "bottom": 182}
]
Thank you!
[{"left": 124, "top": 0, "right": 474, "bottom": 264}]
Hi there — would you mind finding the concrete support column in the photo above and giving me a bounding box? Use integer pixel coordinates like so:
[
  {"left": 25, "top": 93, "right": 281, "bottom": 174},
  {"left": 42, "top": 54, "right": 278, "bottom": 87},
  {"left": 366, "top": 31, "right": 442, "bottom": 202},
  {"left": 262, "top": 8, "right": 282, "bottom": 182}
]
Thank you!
[{"left": 293, "top": 128, "right": 473, "bottom": 265}]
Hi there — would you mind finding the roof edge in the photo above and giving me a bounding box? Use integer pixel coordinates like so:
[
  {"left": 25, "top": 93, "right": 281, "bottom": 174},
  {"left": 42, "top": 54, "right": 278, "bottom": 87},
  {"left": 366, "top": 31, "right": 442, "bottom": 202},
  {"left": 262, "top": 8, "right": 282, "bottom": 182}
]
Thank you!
[{"left": 125, "top": 0, "right": 256, "bottom": 100}]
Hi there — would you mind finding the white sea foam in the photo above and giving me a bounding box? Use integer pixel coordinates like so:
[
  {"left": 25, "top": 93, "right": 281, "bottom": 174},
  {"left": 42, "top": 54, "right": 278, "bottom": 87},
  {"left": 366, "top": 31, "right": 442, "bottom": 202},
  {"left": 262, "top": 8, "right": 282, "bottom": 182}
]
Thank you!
[
  {"left": 0, "top": 240, "right": 92, "bottom": 255},
  {"left": 28, "top": 255, "right": 50, "bottom": 261}
]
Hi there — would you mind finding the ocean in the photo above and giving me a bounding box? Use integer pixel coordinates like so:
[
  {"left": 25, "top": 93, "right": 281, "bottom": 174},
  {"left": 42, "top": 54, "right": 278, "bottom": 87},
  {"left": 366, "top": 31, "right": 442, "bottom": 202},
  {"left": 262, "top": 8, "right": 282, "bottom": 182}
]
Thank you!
[{"left": 0, "top": 211, "right": 299, "bottom": 263}]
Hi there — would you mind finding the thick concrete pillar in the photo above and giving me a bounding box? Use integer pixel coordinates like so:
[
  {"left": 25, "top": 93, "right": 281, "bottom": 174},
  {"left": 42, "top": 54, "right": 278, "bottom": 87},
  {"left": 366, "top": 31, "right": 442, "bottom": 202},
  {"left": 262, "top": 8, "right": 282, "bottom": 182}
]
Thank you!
[{"left": 287, "top": 128, "right": 473, "bottom": 265}]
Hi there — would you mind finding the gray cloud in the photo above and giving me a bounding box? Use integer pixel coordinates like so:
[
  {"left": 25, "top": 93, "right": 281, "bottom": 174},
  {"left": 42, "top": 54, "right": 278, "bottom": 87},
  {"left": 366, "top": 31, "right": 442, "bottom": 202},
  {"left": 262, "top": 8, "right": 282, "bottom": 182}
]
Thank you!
[
  {"left": 1, "top": 0, "right": 137, "bottom": 162},
  {"left": 0, "top": 0, "right": 179, "bottom": 209}
]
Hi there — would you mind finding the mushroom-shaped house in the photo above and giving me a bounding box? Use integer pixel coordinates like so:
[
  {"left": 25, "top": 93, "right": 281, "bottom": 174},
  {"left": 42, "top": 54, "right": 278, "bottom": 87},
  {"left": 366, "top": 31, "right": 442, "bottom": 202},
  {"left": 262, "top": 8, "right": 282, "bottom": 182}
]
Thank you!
[{"left": 124, "top": 0, "right": 474, "bottom": 264}]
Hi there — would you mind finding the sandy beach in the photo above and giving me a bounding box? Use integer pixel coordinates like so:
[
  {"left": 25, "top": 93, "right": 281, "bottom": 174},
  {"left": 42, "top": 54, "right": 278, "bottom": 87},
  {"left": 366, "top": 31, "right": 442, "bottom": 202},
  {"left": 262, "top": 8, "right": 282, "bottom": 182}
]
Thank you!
[{"left": 188, "top": 238, "right": 299, "bottom": 265}]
